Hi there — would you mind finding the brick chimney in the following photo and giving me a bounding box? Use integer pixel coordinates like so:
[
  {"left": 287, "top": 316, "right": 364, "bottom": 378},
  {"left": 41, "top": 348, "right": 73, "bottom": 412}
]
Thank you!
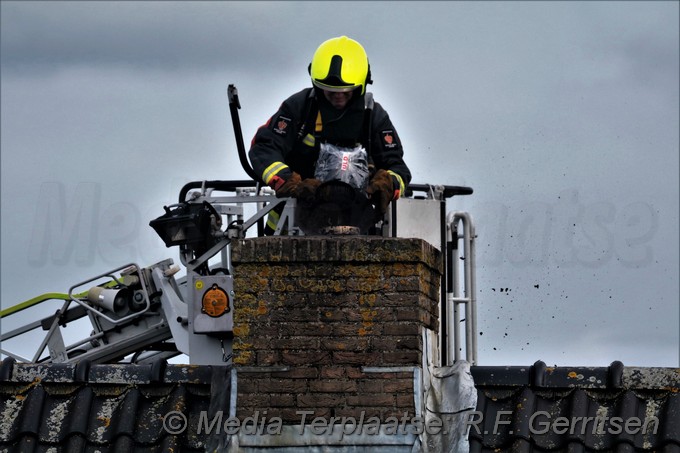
[{"left": 230, "top": 236, "right": 442, "bottom": 423}]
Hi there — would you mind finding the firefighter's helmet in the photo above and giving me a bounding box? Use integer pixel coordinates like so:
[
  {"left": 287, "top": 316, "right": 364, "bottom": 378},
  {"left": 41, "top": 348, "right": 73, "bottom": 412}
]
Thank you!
[{"left": 309, "top": 36, "right": 372, "bottom": 95}]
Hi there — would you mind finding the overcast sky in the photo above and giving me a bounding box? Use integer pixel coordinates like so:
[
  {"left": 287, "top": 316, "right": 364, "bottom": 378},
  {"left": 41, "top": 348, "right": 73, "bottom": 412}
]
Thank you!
[{"left": 1, "top": 1, "right": 678, "bottom": 367}]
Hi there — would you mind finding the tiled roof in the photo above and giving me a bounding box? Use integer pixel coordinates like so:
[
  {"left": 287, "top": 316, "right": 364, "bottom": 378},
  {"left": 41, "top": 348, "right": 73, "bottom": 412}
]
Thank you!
[
  {"left": 1, "top": 358, "right": 678, "bottom": 452},
  {"left": 469, "top": 361, "right": 680, "bottom": 452},
  {"left": 0, "top": 358, "right": 231, "bottom": 453}
]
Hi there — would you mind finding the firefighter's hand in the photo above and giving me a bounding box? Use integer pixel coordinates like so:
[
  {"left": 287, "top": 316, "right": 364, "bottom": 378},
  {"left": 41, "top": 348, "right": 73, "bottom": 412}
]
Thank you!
[
  {"left": 296, "top": 178, "right": 322, "bottom": 205},
  {"left": 366, "top": 169, "right": 394, "bottom": 215},
  {"left": 274, "top": 172, "right": 301, "bottom": 198}
]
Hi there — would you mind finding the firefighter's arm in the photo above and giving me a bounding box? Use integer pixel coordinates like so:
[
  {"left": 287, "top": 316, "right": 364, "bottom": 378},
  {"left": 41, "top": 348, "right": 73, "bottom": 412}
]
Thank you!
[
  {"left": 366, "top": 103, "right": 411, "bottom": 208},
  {"left": 248, "top": 104, "right": 298, "bottom": 194}
]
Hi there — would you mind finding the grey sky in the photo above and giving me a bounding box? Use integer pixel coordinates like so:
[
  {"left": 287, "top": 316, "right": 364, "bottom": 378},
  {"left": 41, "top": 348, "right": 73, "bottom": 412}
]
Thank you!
[{"left": 1, "top": 1, "right": 678, "bottom": 367}]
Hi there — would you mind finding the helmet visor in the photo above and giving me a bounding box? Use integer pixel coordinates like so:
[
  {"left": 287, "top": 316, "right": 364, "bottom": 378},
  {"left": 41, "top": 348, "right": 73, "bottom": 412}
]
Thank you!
[{"left": 312, "top": 79, "right": 359, "bottom": 93}]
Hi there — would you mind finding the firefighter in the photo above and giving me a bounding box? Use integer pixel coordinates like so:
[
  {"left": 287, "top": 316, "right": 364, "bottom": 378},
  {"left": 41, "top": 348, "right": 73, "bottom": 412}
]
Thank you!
[{"left": 248, "top": 36, "right": 411, "bottom": 233}]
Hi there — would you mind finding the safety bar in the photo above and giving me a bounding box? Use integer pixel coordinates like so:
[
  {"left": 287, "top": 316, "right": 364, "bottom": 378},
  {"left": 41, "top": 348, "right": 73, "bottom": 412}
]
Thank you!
[
  {"left": 178, "top": 180, "right": 257, "bottom": 203},
  {"left": 179, "top": 180, "right": 474, "bottom": 239},
  {"left": 0, "top": 293, "right": 72, "bottom": 319},
  {"left": 407, "top": 184, "right": 473, "bottom": 199},
  {"left": 445, "top": 211, "right": 478, "bottom": 365},
  {"left": 0, "top": 294, "right": 73, "bottom": 362}
]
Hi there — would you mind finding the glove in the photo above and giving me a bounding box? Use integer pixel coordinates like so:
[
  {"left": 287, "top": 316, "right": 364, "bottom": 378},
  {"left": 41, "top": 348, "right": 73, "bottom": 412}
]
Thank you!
[
  {"left": 273, "top": 172, "right": 321, "bottom": 205},
  {"left": 273, "top": 172, "right": 301, "bottom": 198},
  {"left": 365, "top": 169, "right": 394, "bottom": 215},
  {"left": 296, "top": 178, "right": 322, "bottom": 205}
]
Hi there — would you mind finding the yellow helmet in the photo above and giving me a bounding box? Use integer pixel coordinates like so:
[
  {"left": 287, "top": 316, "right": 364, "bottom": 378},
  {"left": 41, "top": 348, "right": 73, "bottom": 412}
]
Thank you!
[{"left": 309, "top": 36, "right": 372, "bottom": 95}]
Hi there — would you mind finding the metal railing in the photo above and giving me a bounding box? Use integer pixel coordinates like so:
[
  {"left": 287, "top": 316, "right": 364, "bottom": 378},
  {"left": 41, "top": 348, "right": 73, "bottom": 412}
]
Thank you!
[{"left": 445, "top": 211, "right": 478, "bottom": 365}]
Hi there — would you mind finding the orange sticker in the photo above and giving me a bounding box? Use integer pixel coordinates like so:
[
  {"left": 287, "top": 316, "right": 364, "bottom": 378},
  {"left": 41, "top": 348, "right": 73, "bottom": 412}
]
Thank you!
[{"left": 201, "top": 284, "right": 230, "bottom": 317}]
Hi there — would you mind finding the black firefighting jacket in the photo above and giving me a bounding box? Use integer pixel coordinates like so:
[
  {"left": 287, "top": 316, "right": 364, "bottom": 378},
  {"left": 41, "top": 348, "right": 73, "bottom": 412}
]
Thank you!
[{"left": 248, "top": 87, "right": 411, "bottom": 196}]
